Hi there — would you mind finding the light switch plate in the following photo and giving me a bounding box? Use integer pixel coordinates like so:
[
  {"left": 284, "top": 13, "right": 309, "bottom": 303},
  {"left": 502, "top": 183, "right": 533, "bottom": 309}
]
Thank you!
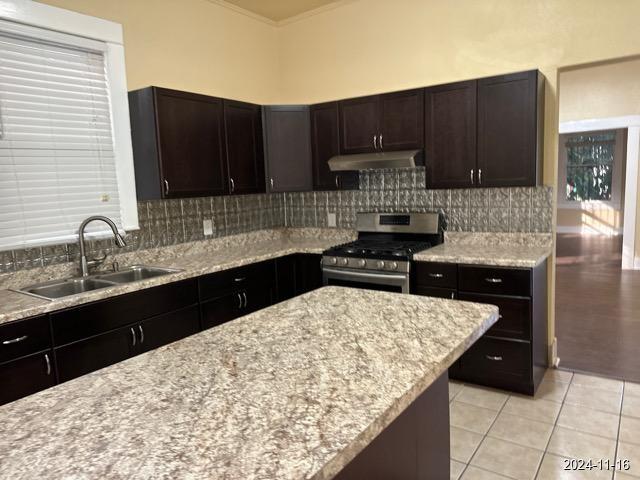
[
  {"left": 327, "top": 212, "right": 337, "bottom": 227},
  {"left": 203, "top": 219, "right": 213, "bottom": 236}
]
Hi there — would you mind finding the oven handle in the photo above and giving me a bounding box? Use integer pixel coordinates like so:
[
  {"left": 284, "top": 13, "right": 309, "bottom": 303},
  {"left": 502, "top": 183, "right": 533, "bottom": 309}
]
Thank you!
[{"left": 322, "top": 267, "right": 408, "bottom": 283}]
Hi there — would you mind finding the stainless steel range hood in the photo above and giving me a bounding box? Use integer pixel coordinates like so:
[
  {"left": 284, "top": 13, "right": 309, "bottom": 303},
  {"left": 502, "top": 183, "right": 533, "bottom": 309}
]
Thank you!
[{"left": 328, "top": 150, "right": 423, "bottom": 171}]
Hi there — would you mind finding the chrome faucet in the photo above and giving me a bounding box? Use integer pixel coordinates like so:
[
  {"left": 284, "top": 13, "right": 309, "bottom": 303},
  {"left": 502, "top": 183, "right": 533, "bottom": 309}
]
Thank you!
[{"left": 78, "top": 216, "right": 126, "bottom": 276}]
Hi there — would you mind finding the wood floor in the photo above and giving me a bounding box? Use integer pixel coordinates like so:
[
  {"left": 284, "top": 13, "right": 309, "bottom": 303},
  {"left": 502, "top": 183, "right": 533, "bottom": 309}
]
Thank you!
[{"left": 556, "top": 233, "right": 640, "bottom": 382}]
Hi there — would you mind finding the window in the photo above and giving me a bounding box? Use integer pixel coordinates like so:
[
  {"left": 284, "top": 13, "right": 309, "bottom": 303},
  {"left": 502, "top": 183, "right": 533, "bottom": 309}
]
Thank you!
[
  {"left": 0, "top": 5, "right": 137, "bottom": 252},
  {"left": 565, "top": 131, "right": 616, "bottom": 202}
]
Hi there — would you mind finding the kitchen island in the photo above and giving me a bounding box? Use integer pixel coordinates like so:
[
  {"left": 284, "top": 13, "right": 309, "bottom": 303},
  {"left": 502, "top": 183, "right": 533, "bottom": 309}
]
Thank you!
[{"left": 0, "top": 286, "right": 498, "bottom": 479}]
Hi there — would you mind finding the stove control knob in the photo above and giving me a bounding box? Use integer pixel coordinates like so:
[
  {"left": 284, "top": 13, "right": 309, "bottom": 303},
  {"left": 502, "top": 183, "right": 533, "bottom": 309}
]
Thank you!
[
  {"left": 376, "top": 260, "right": 386, "bottom": 269},
  {"left": 389, "top": 261, "right": 398, "bottom": 270},
  {"left": 357, "top": 259, "right": 366, "bottom": 268},
  {"left": 327, "top": 257, "right": 337, "bottom": 265},
  {"left": 340, "top": 258, "right": 349, "bottom": 266}
]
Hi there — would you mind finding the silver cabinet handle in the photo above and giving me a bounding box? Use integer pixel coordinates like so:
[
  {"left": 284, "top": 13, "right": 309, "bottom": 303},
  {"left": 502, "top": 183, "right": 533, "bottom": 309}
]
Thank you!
[
  {"left": 373, "top": 134, "right": 377, "bottom": 150},
  {"left": 44, "top": 353, "right": 51, "bottom": 375},
  {"left": 237, "top": 292, "right": 242, "bottom": 309},
  {"left": 379, "top": 134, "right": 383, "bottom": 150},
  {"left": 242, "top": 292, "right": 248, "bottom": 309},
  {"left": 2, "top": 335, "right": 28, "bottom": 345},
  {"left": 428, "top": 273, "right": 444, "bottom": 279},
  {"left": 234, "top": 277, "right": 246, "bottom": 283},
  {"left": 164, "top": 179, "right": 170, "bottom": 196},
  {"left": 450, "top": 292, "right": 455, "bottom": 299},
  {"left": 335, "top": 175, "right": 340, "bottom": 189},
  {"left": 130, "top": 327, "right": 136, "bottom": 347},
  {"left": 138, "top": 325, "right": 144, "bottom": 344},
  {"left": 486, "top": 355, "right": 503, "bottom": 361},
  {"left": 270, "top": 178, "right": 274, "bottom": 189},
  {"left": 485, "top": 278, "right": 503, "bottom": 284},
  {"left": 478, "top": 168, "right": 482, "bottom": 185},
  {"left": 470, "top": 169, "right": 474, "bottom": 184},
  {"left": 230, "top": 178, "right": 235, "bottom": 193}
]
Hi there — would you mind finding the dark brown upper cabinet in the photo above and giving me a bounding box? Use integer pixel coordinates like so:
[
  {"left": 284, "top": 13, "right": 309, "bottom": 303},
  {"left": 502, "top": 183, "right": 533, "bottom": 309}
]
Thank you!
[
  {"left": 223, "top": 99, "right": 266, "bottom": 195},
  {"left": 379, "top": 89, "right": 424, "bottom": 151},
  {"left": 339, "top": 89, "right": 424, "bottom": 154},
  {"left": 263, "top": 105, "right": 312, "bottom": 193},
  {"left": 425, "top": 70, "right": 544, "bottom": 189},
  {"left": 424, "top": 80, "right": 477, "bottom": 189},
  {"left": 310, "top": 102, "right": 359, "bottom": 191},
  {"left": 129, "top": 87, "right": 228, "bottom": 200},
  {"left": 477, "top": 70, "right": 544, "bottom": 187}
]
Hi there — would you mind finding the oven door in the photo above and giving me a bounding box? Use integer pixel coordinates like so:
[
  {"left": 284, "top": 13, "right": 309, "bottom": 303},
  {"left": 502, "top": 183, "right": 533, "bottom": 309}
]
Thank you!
[{"left": 322, "top": 267, "right": 409, "bottom": 294}]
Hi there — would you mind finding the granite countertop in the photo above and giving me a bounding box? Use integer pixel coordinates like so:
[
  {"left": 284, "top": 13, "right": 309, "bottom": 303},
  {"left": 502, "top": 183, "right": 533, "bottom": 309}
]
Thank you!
[
  {"left": 0, "top": 230, "right": 355, "bottom": 325},
  {"left": 414, "top": 232, "right": 553, "bottom": 268},
  {"left": 0, "top": 286, "right": 499, "bottom": 480}
]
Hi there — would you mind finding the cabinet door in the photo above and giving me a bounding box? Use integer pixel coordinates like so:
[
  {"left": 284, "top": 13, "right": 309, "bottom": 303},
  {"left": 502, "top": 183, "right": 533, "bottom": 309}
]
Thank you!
[
  {"left": 339, "top": 95, "right": 380, "bottom": 154},
  {"left": 137, "top": 306, "right": 200, "bottom": 354},
  {"left": 424, "top": 80, "right": 477, "bottom": 189},
  {"left": 155, "top": 88, "right": 228, "bottom": 197},
  {"left": 55, "top": 326, "right": 135, "bottom": 383},
  {"left": 264, "top": 106, "right": 312, "bottom": 193},
  {"left": 243, "top": 285, "right": 274, "bottom": 315},
  {"left": 276, "top": 255, "right": 298, "bottom": 302},
  {"left": 224, "top": 99, "right": 266, "bottom": 195},
  {"left": 310, "top": 102, "right": 359, "bottom": 191},
  {"left": 200, "top": 291, "right": 244, "bottom": 330},
  {"left": 380, "top": 89, "right": 424, "bottom": 151},
  {"left": 477, "top": 70, "right": 541, "bottom": 187},
  {"left": 0, "top": 350, "right": 55, "bottom": 405},
  {"left": 296, "top": 254, "right": 323, "bottom": 294},
  {"left": 413, "top": 286, "right": 457, "bottom": 299}
]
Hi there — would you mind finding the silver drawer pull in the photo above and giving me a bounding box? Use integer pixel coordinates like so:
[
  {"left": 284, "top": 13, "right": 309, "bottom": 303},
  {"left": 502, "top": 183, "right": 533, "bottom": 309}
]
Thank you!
[
  {"left": 485, "top": 277, "right": 503, "bottom": 284},
  {"left": 233, "top": 277, "right": 246, "bottom": 282},
  {"left": 428, "top": 273, "right": 444, "bottom": 279},
  {"left": 44, "top": 353, "right": 51, "bottom": 375},
  {"left": 486, "top": 355, "right": 503, "bottom": 361},
  {"left": 2, "top": 335, "right": 28, "bottom": 345}
]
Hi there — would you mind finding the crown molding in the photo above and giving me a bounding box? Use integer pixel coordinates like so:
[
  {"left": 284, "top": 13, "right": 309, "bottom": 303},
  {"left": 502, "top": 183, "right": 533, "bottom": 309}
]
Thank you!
[{"left": 204, "top": 0, "right": 355, "bottom": 27}]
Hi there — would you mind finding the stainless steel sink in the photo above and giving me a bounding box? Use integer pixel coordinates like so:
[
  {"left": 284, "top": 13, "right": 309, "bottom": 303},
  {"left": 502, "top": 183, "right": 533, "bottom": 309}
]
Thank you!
[
  {"left": 94, "top": 265, "right": 181, "bottom": 284},
  {"left": 13, "top": 265, "right": 182, "bottom": 301},
  {"left": 17, "top": 277, "right": 118, "bottom": 300}
]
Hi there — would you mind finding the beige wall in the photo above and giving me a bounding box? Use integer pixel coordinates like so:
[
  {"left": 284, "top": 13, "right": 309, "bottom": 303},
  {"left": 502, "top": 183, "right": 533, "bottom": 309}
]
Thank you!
[
  {"left": 559, "top": 58, "right": 640, "bottom": 122},
  {"left": 37, "top": 0, "right": 280, "bottom": 104}
]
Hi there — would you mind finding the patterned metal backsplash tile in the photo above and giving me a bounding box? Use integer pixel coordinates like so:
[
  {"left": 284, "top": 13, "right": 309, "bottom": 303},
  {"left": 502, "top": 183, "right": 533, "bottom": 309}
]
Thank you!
[{"left": 1, "top": 167, "right": 553, "bottom": 273}]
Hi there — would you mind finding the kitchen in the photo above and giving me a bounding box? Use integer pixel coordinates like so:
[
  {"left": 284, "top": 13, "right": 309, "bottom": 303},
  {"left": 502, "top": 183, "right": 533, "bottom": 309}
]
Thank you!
[{"left": 1, "top": 1, "right": 638, "bottom": 479}]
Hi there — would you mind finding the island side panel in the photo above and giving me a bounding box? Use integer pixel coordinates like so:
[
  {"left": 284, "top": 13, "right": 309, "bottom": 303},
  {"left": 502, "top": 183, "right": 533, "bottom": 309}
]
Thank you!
[{"left": 333, "top": 372, "right": 449, "bottom": 480}]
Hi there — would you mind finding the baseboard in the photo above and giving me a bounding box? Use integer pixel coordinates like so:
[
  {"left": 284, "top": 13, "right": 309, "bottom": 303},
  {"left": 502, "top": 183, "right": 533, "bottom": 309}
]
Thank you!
[{"left": 556, "top": 226, "right": 622, "bottom": 235}]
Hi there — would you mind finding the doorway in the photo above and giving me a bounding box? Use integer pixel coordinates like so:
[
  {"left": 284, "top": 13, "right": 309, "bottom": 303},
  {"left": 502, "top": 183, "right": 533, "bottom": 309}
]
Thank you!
[{"left": 556, "top": 58, "right": 640, "bottom": 381}]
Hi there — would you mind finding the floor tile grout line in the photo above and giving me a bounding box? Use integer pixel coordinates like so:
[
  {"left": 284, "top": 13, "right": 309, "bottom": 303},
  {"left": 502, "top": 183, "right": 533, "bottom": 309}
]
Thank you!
[{"left": 612, "top": 382, "right": 625, "bottom": 480}]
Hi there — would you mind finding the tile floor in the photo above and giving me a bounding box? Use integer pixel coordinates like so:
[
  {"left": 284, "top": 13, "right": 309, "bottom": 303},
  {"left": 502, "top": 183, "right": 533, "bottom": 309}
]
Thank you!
[{"left": 449, "top": 370, "right": 640, "bottom": 479}]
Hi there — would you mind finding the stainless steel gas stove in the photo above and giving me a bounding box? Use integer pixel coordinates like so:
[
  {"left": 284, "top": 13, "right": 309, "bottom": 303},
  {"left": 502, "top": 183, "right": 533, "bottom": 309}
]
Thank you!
[{"left": 322, "top": 212, "right": 445, "bottom": 293}]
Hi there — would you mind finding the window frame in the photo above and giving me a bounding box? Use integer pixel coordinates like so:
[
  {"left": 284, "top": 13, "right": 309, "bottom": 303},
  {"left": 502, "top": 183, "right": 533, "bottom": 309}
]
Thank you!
[
  {"left": 557, "top": 128, "right": 626, "bottom": 210},
  {"left": 0, "top": 0, "right": 139, "bottom": 234}
]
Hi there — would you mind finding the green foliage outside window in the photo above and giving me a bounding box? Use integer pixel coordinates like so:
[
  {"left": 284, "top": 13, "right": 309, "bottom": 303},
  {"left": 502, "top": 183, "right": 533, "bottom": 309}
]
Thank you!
[{"left": 565, "top": 131, "right": 615, "bottom": 202}]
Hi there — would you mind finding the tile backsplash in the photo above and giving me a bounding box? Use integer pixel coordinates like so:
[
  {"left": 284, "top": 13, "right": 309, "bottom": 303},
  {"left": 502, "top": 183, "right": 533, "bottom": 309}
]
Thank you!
[{"left": 0, "top": 167, "right": 553, "bottom": 273}]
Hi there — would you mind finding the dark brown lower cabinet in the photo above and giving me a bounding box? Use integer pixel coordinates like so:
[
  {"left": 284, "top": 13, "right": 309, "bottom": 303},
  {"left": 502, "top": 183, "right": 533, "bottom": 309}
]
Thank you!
[
  {"left": 413, "top": 285, "right": 456, "bottom": 299},
  {"left": 201, "top": 291, "right": 244, "bottom": 330},
  {"left": 137, "top": 306, "right": 200, "bottom": 354},
  {"left": 0, "top": 350, "right": 55, "bottom": 405},
  {"left": 275, "top": 254, "right": 323, "bottom": 303},
  {"left": 334, "top": 373, "right": 449, "bottom": 480}
]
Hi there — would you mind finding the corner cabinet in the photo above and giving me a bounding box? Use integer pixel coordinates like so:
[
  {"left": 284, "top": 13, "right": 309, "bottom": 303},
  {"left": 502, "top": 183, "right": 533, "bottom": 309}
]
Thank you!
[
  {"left": 425, "top": 70, "right": 544, "bottom": 189},
  {"left": 310, "top": 102, "right": 359, "bottom": 191},
  {"left": 263, "top": 105, "right": 313, "bottom": 193},
  {"left": 224, "top": 99, "right": 265, "bottom": 195},
  {"left": 129, "top": 87, "right": 228, "bottom": 199}
]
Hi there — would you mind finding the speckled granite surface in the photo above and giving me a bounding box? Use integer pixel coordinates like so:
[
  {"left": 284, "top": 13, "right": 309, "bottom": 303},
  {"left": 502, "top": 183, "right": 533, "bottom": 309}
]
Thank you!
[
  {"left": 0, "top": 286, "right": 499, "bottom": 480},
  {"left": 0, "top": 229, "right": 356, "bottom": 325},
  {"left": 414, "top": 232, "right": 553, "bottom": 267}
]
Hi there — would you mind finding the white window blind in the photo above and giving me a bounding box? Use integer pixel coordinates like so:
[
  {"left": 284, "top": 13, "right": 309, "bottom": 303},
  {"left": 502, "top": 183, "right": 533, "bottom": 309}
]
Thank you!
[{"left": 0, "top": 23, "right": 124, "bottom": 251}]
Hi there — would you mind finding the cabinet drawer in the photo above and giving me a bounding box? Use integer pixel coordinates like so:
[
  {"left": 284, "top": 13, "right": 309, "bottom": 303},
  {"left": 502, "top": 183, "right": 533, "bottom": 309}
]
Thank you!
[
  {"left": 199, "top": 260, "right": 275, "bottom": 301},
  {"left": 459, "top": 337, "right": 532, "bottom": 390},
  {"left": 413, "top": 286, "right": 456, "bottom": 300},
  {"left": 459, "top": 293, "right": 531, "bottom": 341},
  {"left": 0, "top": 350, "right": 55, "bottom": 405},
  {"left": 414, "top": 262, "right": 457, "bottom": 289},
  {"left": 459, "top": 265, "right": 530, "bottom": 296},
  {"left": 138, "top": 305, "right": 200, "bottom": 354},
  {"left": 51, "top": 279, "right": 198, "bottom": 346},
  {"left": 0, "top": 315, "right": 50, "bottom": 363}
]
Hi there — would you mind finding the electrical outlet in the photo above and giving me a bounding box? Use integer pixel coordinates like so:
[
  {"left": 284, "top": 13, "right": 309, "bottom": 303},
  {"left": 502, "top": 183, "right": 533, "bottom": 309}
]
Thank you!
[
  {"left": 327, "top": 212, "right": 337, "bottom": 227},
  {"left": 203, "top": 219, "right": 213, "bottom": 236}
]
